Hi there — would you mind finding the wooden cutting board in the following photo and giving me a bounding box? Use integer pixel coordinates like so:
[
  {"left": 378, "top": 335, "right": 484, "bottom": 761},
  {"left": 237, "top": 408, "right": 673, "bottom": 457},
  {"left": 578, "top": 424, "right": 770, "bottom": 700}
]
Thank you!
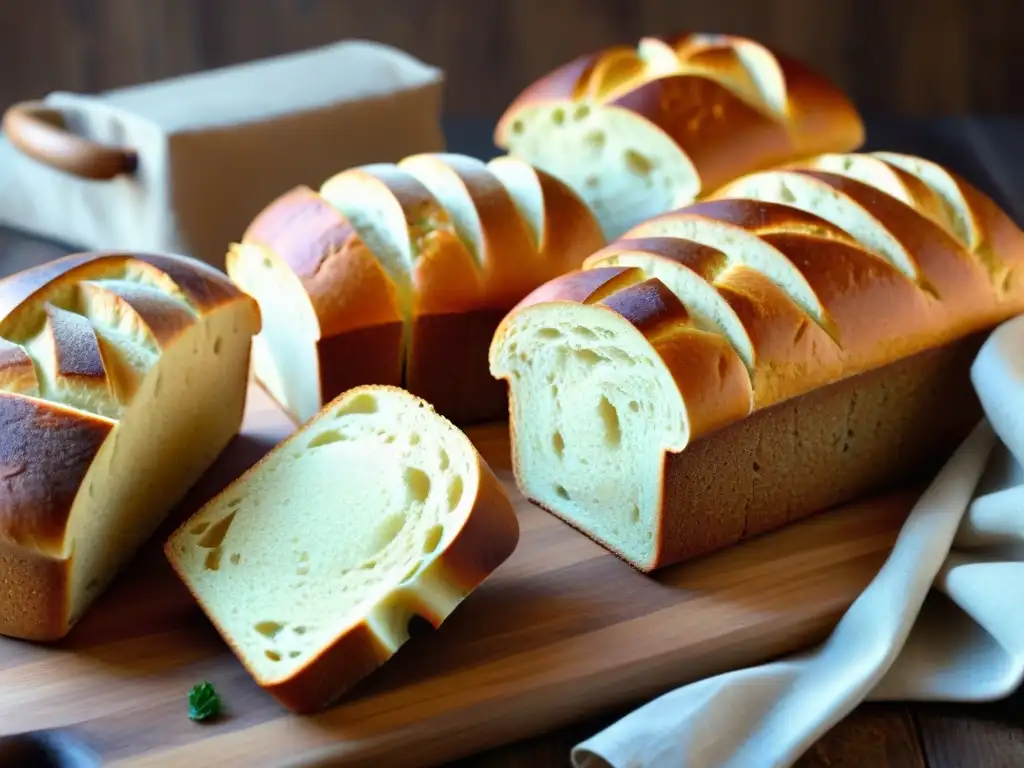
[{"left": 0, "top": 384, "right": 917, "bottom": 767}]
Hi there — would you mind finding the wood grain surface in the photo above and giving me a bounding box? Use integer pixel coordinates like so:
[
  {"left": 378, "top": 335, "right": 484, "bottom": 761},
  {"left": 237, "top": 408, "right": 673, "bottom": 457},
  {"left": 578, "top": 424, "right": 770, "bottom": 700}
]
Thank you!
[
  {"left": 0, "top": 383, "right": 913, "bottom": 767},
  {"left": 0, "top": 0, "right": 1022, "bottom": 119}
]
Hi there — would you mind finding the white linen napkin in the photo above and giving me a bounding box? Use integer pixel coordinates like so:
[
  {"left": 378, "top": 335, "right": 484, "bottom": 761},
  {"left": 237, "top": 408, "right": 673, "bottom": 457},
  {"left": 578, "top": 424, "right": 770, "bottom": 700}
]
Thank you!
[{"left": 572, "top": 315, "right": 1024, "bottom": 768}]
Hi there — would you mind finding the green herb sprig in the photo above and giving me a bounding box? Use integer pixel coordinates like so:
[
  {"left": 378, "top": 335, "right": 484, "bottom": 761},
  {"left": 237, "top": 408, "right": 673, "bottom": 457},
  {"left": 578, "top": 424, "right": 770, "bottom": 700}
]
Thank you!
[{"left": 188, "top": 681, "right": 222, "bottom": 722}]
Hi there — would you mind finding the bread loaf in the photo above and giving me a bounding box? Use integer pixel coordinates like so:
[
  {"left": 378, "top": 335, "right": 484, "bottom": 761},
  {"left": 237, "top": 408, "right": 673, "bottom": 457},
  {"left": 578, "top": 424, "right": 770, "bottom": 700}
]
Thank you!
[
  {"left": 495, "top": 32, "right": 865, "bottom": 241},
  {"left": 0, "top": 251, "right": 260, "bottom": 640},
  {"left": 489, "top": 151, "right": 1024, "bottom": 571},
  {"left": 227, "top": 152, "right": 604, "bottom": 427},
  {"left": 165, "top": 385, "right": 519, "bottom": 714}
]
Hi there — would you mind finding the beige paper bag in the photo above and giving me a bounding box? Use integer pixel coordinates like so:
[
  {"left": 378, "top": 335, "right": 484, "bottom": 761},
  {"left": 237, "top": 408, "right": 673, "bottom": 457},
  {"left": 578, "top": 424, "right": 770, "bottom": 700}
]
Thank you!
[{"left": 0, "top": 40, "right": 445, "bottom": 270}]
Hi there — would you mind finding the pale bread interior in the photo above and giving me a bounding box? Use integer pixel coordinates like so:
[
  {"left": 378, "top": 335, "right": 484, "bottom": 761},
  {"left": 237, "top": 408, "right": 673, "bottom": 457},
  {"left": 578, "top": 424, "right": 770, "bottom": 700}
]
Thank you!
[
  {"left": 0, "top": 260, "right": 255, "bottom": 626},
  {"left": 502, "top": 102, "right": 701, "bottom": 241},
  {"left": 485, "top": 156, "right": 545, "bottom": 250},
  {"left": 491, "top": 304, "right": 687, "bottom": 568},
  {"left": 801, "top": 153, "right": 917, "bottom": 207},
  {"left": 726, "top": 40, "right": 788, "bottom": 117},
  {"left": 227, "top": 243, "right": 322, "bottom": 424},
  {"left": 167, "top": 386, "right": 482, "bottom": 685},
  {"left": 871, "top": 151, "right": 980, "bottom": 250}
]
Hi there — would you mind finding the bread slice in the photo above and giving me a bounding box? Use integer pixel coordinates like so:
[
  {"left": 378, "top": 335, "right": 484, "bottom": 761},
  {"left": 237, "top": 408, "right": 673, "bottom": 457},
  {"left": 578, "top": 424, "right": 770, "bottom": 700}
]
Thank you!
[
  {"left": 165, "top": 385, "right": 520, "bottom": 714},
  {"left": 0, "top": 252, "right": 259, "bottom": 640},
  {"left": 490, "top": 153, "right": 1024, "bottom": 571},
  {"left": 495, "top": 32, "right": 864, "bottom": 240}
]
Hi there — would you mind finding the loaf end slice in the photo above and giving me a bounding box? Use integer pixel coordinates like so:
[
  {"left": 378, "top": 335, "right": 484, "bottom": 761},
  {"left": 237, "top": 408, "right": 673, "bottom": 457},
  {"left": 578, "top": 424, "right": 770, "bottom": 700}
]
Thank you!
[{"left": 164, "top": 385, "right": 520, "bottom": 714}]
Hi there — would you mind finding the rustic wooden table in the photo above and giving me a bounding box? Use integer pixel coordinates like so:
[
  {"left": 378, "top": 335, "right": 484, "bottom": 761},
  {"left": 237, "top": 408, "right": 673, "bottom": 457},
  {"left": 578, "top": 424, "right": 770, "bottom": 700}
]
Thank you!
[{"left": 1, "top": 116, "right": 1022, "bottom": 767}]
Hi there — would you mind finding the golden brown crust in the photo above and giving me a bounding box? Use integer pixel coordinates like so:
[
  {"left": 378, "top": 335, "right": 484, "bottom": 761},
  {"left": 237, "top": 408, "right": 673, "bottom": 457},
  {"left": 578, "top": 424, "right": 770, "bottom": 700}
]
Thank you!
[
  {"left": 494, "top": 51, "right": 608, "bottom": 141},
  {"left": 655, "top": 333, "right": 985, "bottom": 567},
  {"left": 347, "top": 165, "right": 486, "bottom": 317},
  {"left": 400, "top": 154, "right": 540, "bottom": 307},
  {"left": 416, "top": 447, "right": 520, "bottom": 620},
  {"left": 588, "top": 235, "right": 729, "bottom": 276},
  {"left": 262, "top": 620, "right": 397, "bottom": 715},
  {"left": 533, "top": 166, "right": 609, "bottom": 279},
  {"left": 0, "top": 394, "right": 113, "bottom": 551},
  {"left": 0, "top": 253, "right": 112, "bottom": 318},
  {"left": 652, "top": 198, "right": 859, "bottom": 243},
  {"left": 610, "top": 76, "right": 796, "bottom": 193},
  {"left": 0, "top": 251, "right": 251, "bottom": 326},
  {"left": 240, "top": 186, "right": 403, "bottom": 338},
  {"left": 78, "top": 280, "right": 195, "bottom": 349},
  {"left": 941, "top": 169, "right": 1024, "bottom": 283},
  {"left": 787, "top": 170, "right": 996, "bottom": 310},
  {"left": 512, "top": 265, "right": 644, "bottom": 311},
  {"left": 764, "top": 51, "right": 864, "bottom": 155},
  {"left": 43, "top": 304, "right": 109, "bottom": 389},
  {"left": 746, "top": 232, "right": 936, "bottom": 404}
]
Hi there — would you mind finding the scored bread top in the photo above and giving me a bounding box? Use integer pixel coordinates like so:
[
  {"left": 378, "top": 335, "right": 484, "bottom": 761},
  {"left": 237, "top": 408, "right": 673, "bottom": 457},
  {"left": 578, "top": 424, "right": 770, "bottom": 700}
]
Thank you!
[
  {"left": 229, "top": 152, "right": 606, "bottom": 342},
  {"left": 0, "top": 252, "right": 258, "bottom": 553},
  {"left": 491, "top": 151, "right": 1024, "bottom": 447},
  {"left": 495, "top": 32, "right": 865, "bottom": 195}
]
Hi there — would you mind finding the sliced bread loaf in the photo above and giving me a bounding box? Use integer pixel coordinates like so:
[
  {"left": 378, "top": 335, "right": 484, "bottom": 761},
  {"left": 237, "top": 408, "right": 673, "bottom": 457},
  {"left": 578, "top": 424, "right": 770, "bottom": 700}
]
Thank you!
[
  {"left": 489, "top": 152, "right": 1024, "bottom": 571},
  {"left": 164, "top": 385, "right": 520, "bottom": 714},
  {"left": 228, "top": 152, "right": 604, "bottom": 428}
]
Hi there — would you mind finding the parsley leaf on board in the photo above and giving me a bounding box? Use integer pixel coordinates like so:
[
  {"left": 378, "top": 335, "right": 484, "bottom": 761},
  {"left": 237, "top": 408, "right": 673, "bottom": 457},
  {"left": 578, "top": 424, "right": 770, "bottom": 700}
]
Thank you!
[{"left": 188, "top": 681, "right": 222, "bottom": 722}]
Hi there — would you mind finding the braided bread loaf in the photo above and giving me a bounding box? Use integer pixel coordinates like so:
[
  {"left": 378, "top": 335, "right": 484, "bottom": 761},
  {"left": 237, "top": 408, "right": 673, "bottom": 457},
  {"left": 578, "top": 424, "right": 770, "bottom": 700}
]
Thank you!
[
  {"left": 495, "top": 32, "right": 865, "bottom": 242},
  {"left": 489, "top": 151, "right": 1024, "bottom": 571},
  {"left": 0, "top": 252, "right": 260, "bottom": 640},
  {"left": 227, "top": 152, "right": 604, "bottom": 427}
]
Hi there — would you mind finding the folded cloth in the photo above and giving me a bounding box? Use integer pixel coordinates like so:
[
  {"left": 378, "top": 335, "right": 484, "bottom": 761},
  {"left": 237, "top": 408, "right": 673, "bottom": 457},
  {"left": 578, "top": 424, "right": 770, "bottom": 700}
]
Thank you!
[{"left": 572, "top": 314, "right": 1024, "bottom": 768}]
